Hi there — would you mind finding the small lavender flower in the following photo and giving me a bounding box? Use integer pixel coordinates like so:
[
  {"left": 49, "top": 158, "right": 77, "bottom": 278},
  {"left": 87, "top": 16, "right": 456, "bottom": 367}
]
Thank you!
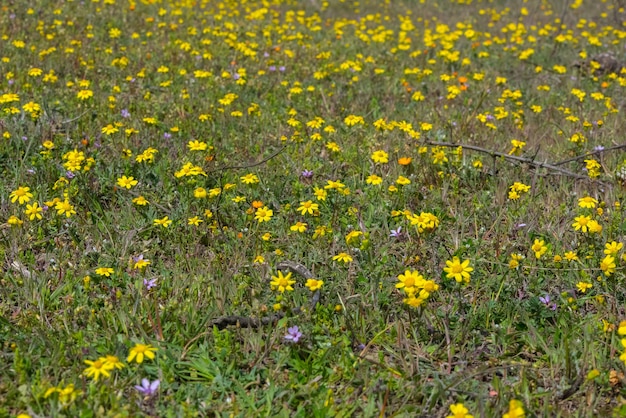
[
  {"left": 135, "top": 378, "right": 160, "bottom": 397},
  {"left": 301, "top": 169, "right": 313, "bottom": 179},
  {"left": 263, "top": 52, "right": 270, "bottom": 58},
  {"left": 284, "top": 326, "right": 302, "bottom": 343},
  {"left": 233, "top": 73, "right": 240, "bottom": 80},
  {"left": 163, "top": 132, "right": 172, "bottom": 140},
  {"left": 279, "top": 66, "right": 286, "bottom": 72},
  {"left": 594, "top": 145, "right": 605, "bottom": 152},
  {"left": 121, "top": 109, "right": 131, "bottom": 118},
  {"left": 66, "top": 171, "right": 76, "bottom": 179},
  {"left": 390, "top": 226, "right": 403, "bottom": 238},
  {"left": 539, "top": 295, "right": 557, "bottom": 311},
  {"left": 144, "top": 278, "right": 157, "bottom": 290},
  {"left": 268, "top": 65, "right": 276, "bottom": 72}
]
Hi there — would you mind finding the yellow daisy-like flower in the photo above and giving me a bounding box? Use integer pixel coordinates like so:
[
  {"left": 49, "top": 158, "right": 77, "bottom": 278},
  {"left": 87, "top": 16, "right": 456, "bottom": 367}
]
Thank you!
[
  {"left": 604, "top": 241, "right": 623, "bottom": 255},
  {"left": 297, "top": 200, "right": 319, "bottom": 215},
  {"left": 95, "top": 267, "right": 114, "bottom": 277},
  {"left": 255, "top": 206, "right": 273, "bottom": 223},
  {"left": 10, "top": 186, "right": 34, "bottom": 205},
  {"left": 503, "top": 399, "right": 525, "bottom": 418},
  {"left": 600, "top": 255, "right": 616, "bottom": 276},
  {"left": 153, "top": 216, "right": 172, "bottom": 227},
  {"left": 531, "top": 239, "right": 548, "bottom": 259},
  {"left": 332, "top": 252, "right": 353, "bottom": 263},
  {"left": 578, "top": 196, "right": 598, "bottom": 208},
  {"left": 443, "top": 257, "right": 473, "bottom": 283},
  {"left": 305, "top": 278, "right": 324, "bottom": 291},
  {"left": 127, "top": 343, "right": 158, "bottom": 364},
  {"left": 396, "top": 270, "right": 424, "bottom": 294},
  {"left": 270, "top": 271, "right": 296, "bottom": 293},
  {"left": 371, "top": 150, "right": 389, "bottom": 164},
  {"left": 446, "top": 402, "right": 474, "bottom": 418},
  {"left": 116, "top": 175, "right": 138, "bottom": 189},
  {"left": 24, "top": 202, "right": 43, "bottom": 220},
  {"left": 83, "top": 358, "right": 114, "bottom": 381}
]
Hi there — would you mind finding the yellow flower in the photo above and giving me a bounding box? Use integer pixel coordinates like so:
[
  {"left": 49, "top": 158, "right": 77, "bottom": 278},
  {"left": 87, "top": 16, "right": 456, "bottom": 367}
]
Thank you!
[
  {"left": 154, "top": 216, "right": 172, "bottom": 227},
  {"left": 371, "top": 150, "right": 389, "bottom": 164},
  {"left": 8, "top": 215, "right": 23, "bottom": 226},
  {"left": 101, "top": 355, "right": 124, "bottom": 370},
  {"left": 83, "top": 358, "right": 114, "bottom": 381},
  {"left": 572, "top": 215, "right": 592, "bottom": 232},
  {"left": 297, "top": 200, "right": 319, "bottom": 215},
  {"left": 10, "top": 186, "right": 34, "bottom": 205},
  {"left": 531, "top": 239, "right": 548, "bottom": 259},
  {"left": 396, "top": 270, "right": 424, "bottom": 294},
  {"left": 509, "top": 253, "right": 524, "bottom": 269},
  {"left": 604, "top": 241, "right": 623, "bottom": 255},
  {"left": 313, "top": 187, "right": 328, "bottom": 200},
  {"left": 564, "top": 251, "right": 578, "bottom": 261},
  {"left": 396, "top": 176, "right": 411, "bottom": 185},
  {"left": 366, "top": 174, "right": 383, "bottom": 185},
  {"left": 443, "top": 257, "right": 473, "bottom": 283},
  {"left": 618, "top": 320, "right": 626, "bottom": 335},
  {"left": 193, "top": 187, "right": 207, "bottom": 198},
  {"left": 578, "top": 196, "right": 598, "bottom": 208},
  {"left": 240, "top": 173, "right": 260, "bottom": 184},
  {"left": 188, "top": 216, "right": 203, "bottom": 226},
  {"left": 95, "top": 267, "right": 114, "bottom": 277},
  {"left": 55, "top": 199, "right": 76, "bottom": 218},
  {"left": 24, "top": 202, "right": 43, "bottom": 220},
  {"left": 576, "top": 281, "right": 593, "bottom": 293},
  {"left": 333, "top": 252, "right": 353, "bottom": 263},
  {"left": 305, "top": 278, "right": 324, "bottom": 291},
  {"left": 116, "top": 175, "right": 138, "bottom": 189},
  {"left": 270, "top": 271, "right": 295, "bottom": 293},
  {"left": 600, "top": 255, "right": 616, "bottom": 276},
  {"left": 76, "top": 90, "right": 93, "bottom": 100},
  {"left": 255, "top": 206, "right": 273, "bottom": 223},
  {"left": 290, "top": 222, "right": 307, "bottom": 233},
  {"left": 132, "top": 196, "right": 149, "bottom": 205},
  {"left": 447, "top": 402, "right": 474, "bottom": 418},
  {"left": 503, "top": 399, "right": 525, "bottom": 418},
  {"left": 127, "top": 343, "right": 157, "bottom": 364},
  {"left": 187, "top": 140, "right": 208, "bottom": 151}
]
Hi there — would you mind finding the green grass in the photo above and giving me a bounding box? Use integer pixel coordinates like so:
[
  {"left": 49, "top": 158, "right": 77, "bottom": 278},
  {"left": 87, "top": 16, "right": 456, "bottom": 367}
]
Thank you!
[{"left": 3, "top": 0, "right": 626, "bottom": 416}]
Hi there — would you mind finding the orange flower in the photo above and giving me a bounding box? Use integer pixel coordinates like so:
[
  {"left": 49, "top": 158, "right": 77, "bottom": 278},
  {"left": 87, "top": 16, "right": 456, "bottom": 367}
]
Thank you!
[
  {"left": 252, "top": 200, "right": 264, "bottom": 209},
  {"left": 398, "top": 157, "right": 412, "bottom": 165}
]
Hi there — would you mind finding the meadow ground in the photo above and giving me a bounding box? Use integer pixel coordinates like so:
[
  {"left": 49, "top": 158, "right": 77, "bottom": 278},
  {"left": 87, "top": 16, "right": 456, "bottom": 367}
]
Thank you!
[{"left": 3, "top": 0, "right": 626, "bottom": 416}]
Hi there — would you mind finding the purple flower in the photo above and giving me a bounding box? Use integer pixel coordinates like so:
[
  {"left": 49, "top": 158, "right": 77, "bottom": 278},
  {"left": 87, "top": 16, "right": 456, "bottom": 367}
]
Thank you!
[
  {"left": 594, "top": 145, "right": 605, "bottom": 152},
  {"left": 390, "top": 226, "right": 403, "bottom": 238},
  {"left": 144, "top": 278, "right": 157, "bottom": 290},
  {"left": 66, "top": 171, "right": 76, "bottom": 179},
  {"left": 233, "top": 73, "right": 240, "bottom": 80},
  {"left": 268, "top": 65, "right": 276, "bottom": 72},
  {"left": 539, "top": 295, "right": 557, "bottom": 311},
  {"left": 284, "top": 326, "right": 302, "bottom": 343},
  {"left": 135, "top": 378, "right": 160, "bottom": 397},
  {"left": 301, "top": 169, "right": 313, "bottom": 179},
  {"left": 263, "top": 52, "right": 270, "bottom": 58},
  {"left": 279, "top": 66, "right": 286, "bottom": 72},
  {"left": 163, "top": 132, "right": 172, "bottom": 140},
  {"left": 121, "top": 109, "right": 131, "bottom": 118}
]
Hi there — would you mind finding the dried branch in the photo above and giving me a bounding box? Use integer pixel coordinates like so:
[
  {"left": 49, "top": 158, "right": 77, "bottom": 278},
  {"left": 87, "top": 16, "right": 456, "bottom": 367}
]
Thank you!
[
  {"left": 207, "top": 260, "right": 320, "bottom": 331},
  {"left": 425, "top": 141, "right": 590, "bottom": 180},
  {"left": 553, "top": 143, "right": 626, "bottom": 166}
]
